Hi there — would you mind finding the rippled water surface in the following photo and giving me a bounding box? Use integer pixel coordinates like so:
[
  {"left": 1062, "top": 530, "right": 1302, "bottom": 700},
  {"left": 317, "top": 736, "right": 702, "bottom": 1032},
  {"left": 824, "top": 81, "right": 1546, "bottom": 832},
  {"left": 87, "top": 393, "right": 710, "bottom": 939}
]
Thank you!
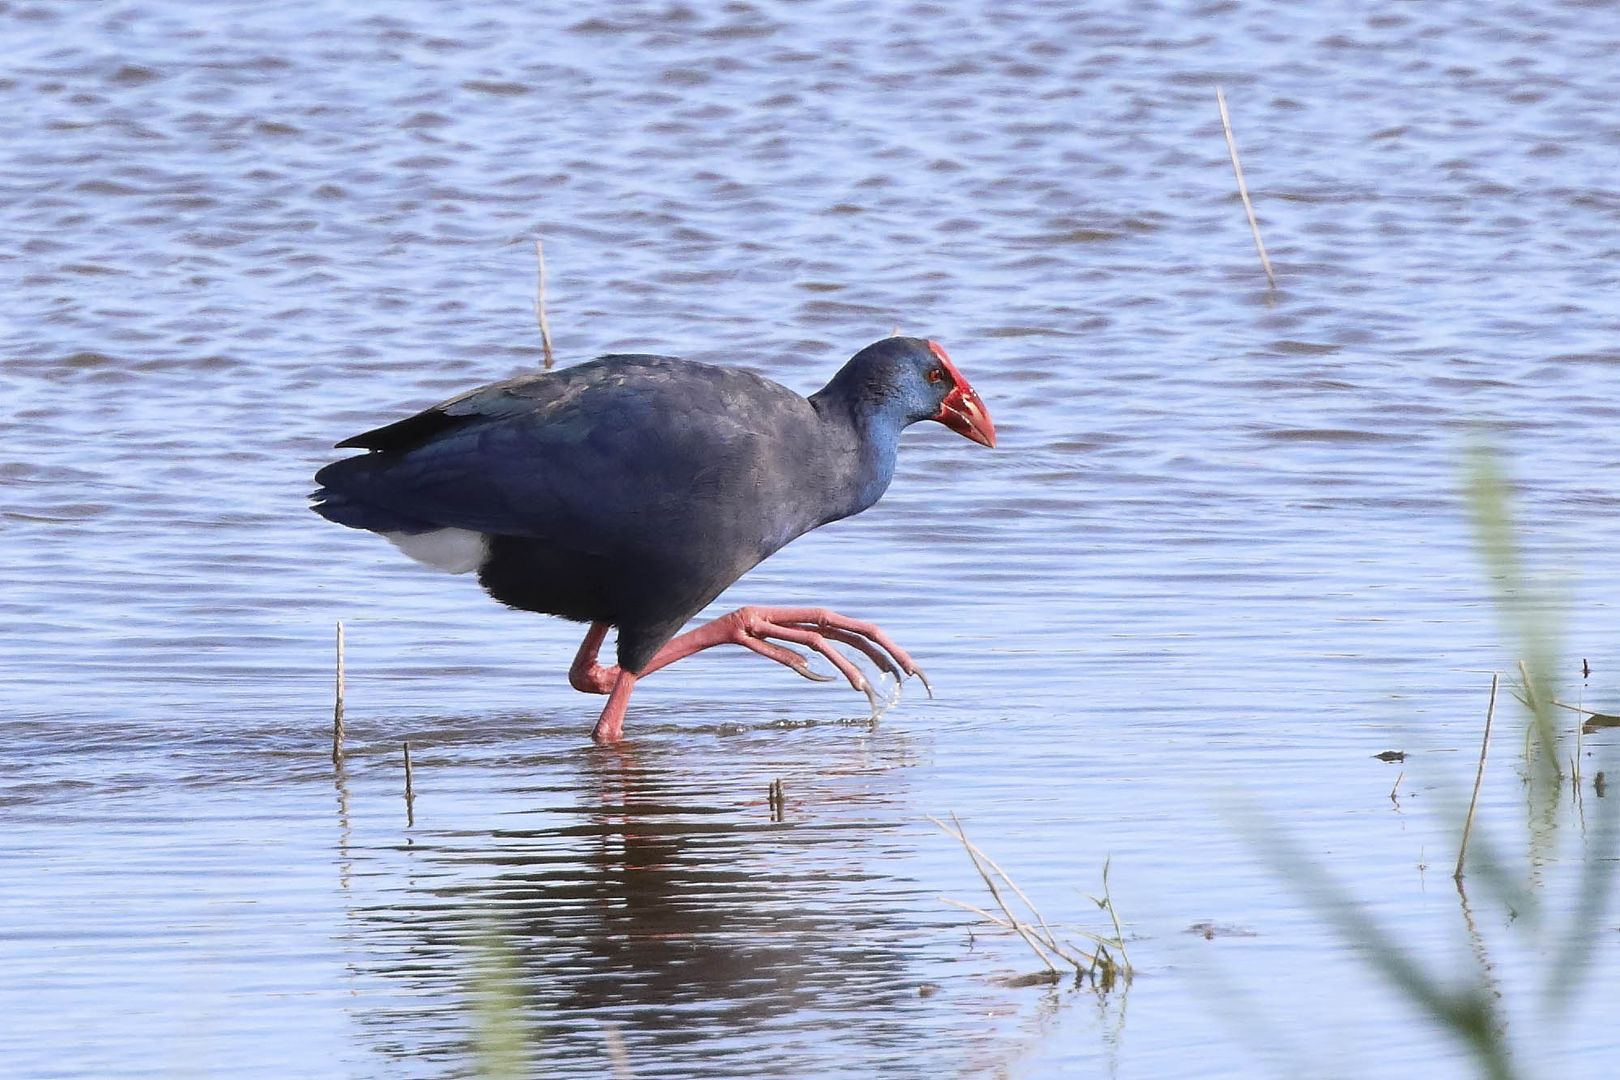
[{"left": 7, "top": 1, "right": 1620, "bottom": 1076}]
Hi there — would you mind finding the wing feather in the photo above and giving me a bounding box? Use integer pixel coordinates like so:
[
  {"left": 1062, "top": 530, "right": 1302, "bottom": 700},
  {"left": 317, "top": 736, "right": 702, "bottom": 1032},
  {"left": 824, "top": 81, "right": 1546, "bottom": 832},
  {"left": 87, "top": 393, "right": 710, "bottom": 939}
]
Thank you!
[{"left": 315, "top": 356, "right": 812, "bottom": 559}]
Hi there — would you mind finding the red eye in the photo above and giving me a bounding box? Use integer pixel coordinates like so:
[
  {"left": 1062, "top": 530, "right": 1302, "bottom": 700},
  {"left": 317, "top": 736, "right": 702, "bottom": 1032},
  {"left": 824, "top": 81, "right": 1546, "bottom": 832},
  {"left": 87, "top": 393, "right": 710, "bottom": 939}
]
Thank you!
[{"left": 927, "top": 367, "right": 945, "bottom": 384}]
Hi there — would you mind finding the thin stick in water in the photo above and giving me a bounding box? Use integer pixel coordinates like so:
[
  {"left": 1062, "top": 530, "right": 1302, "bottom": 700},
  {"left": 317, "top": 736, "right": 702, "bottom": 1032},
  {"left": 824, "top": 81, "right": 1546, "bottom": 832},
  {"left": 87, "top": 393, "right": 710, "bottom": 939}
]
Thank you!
[
  {"left": 1215, "top": 85, "right": 1277, "bottom": 291},
  {"left": 404, "top": 741, "right": 416, "bottom": 827},
  {"left": 535, "top": 237, "right": 555, "bottom": 371},
  {"left": 1455, "top": 672, "right": 1498, "bottom": 880},
  {"left": 332, "top": 620, "right": 346, "bottom": 764}
]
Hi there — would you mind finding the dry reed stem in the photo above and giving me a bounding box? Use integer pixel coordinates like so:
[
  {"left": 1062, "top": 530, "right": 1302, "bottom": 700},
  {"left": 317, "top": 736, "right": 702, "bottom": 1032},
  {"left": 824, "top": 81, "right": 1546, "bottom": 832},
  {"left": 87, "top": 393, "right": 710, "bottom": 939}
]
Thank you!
[
  {"left": 930, "top": 814, "right": 1062, "bottom": 973},
  {"left": 604, "top": 1023, "right": 633, "bottom": 1080},
  {"left": 941, "top": 896, "right": 1017, "bottom": 929},
  {"left": 403, "top": 741, "right": 416, "bottom": 827},
  {"left": 331, "top": 620, "right": 346, "bottom": 763},
  {"left": 965, "top": 853, "right": 1064, "bottom": 972},
  {"left": 535, "top": 237, "right": 555, "bottom": 370},
  {"left": 1215, "top": 85, "right": 1277, "bottom": 291},
  {"left": 930, "top": 814, "right": 1132, "bottom": 985},
  {"left": 1455, "top": 672, "right": 1498, "bottom": 880},
  {"left": 947, "top": 811, "right": 1063, "bottom": 948}
]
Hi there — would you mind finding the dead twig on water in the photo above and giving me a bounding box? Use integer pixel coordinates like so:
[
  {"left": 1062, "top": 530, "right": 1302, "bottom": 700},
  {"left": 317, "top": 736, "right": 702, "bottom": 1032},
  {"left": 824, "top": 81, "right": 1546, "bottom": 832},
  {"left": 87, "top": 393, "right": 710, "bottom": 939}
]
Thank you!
[
  {"left": 535, "top": 237, "right": 555, "bottom": 370},
  {"left": 1215, "top": 85, "right": 1276, "bottom": 291},
  {"left": 1455, "top": 672, "right": 1498, "bottom": 880},
  {"left": 332, "top": 620, "right": 346, "bottom": 763},
  {"left": 930, "top": 813, "right": 1132, "bottom": 988}
]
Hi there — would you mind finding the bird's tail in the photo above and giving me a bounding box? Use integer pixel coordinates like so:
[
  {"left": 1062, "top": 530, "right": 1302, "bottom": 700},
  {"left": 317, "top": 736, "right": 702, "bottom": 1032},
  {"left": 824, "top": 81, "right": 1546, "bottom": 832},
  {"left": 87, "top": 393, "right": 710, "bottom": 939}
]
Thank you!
[
  {"left": 310, "top": 456, "right": 439, "bottom": 534},
  {"left": 308, "top": 485, "right": 436, "bottom": 534}
]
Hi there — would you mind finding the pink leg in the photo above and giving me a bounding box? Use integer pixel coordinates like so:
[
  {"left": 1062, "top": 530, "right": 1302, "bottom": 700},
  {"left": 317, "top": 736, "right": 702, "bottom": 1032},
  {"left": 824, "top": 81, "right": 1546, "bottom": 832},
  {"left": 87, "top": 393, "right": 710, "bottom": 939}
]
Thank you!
[
  {"left": 568, "top": 608, "right": 929, "bottom": 740},
  {"left": 590, "top": 669, "right": 638, "bottom": 743},
  {"left": 570, "top": 621, "right": 617, "bottom": 694}
]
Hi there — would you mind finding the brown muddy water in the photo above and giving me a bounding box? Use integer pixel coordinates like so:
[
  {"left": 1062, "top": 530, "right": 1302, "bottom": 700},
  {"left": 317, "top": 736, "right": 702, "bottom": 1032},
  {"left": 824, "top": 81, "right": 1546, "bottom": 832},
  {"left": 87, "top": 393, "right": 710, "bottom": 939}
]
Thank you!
[{"left": 5, "top": 1, "right": 1620, "bottom": 1076}]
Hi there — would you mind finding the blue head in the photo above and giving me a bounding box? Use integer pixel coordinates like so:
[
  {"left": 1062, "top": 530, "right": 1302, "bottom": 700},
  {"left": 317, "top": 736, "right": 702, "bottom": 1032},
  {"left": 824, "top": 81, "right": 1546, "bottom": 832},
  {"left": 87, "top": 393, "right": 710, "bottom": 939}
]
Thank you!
[{"left": 816, "top": 336, "right": 996, "bottom": 447}]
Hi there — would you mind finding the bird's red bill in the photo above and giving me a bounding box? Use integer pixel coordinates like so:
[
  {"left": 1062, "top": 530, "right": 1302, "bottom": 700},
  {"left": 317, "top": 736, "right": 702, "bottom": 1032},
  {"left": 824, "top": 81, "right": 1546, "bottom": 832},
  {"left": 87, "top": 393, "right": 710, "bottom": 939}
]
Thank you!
[{"left": 928, "top": 341, "right": 996, "bottom": 448}]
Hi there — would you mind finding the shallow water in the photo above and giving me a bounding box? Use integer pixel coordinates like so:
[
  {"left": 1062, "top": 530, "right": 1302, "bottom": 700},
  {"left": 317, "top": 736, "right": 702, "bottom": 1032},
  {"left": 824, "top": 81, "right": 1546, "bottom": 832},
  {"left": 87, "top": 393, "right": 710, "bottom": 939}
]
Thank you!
[{"left": 6, "top": 0, "right": 1620, "bottom": 1075}]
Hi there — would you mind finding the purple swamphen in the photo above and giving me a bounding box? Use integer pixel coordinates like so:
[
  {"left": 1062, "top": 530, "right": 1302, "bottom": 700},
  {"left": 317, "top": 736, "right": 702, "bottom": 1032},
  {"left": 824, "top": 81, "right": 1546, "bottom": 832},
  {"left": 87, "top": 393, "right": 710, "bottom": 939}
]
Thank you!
[{"left": 310, "top": 336, "right": 995, "bottom": 741}]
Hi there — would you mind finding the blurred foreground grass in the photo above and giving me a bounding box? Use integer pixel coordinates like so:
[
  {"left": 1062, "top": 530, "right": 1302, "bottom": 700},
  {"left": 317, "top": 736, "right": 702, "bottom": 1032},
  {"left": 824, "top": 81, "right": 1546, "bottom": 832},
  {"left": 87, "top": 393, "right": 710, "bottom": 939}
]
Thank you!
[{"left": 1246, "top": 443, "right": 1617, "bottom": 1078}]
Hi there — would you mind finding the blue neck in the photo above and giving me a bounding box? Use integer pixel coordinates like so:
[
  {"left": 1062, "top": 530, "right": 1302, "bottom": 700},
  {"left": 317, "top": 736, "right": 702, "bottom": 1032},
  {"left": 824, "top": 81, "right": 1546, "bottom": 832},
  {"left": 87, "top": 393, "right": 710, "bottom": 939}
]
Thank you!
[
  {"left": 849, "top": 408, "right": 904, "bottom": 513},
  {"left": 810, "top": 380, "right": 912, "bottom": 522}
]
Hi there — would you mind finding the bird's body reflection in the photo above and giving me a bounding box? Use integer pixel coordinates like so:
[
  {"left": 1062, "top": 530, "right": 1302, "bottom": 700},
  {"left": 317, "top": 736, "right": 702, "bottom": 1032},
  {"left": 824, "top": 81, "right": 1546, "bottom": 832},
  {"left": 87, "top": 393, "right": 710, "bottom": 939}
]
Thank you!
[{"left": 337, "top": 718, "right": 1011, "bottom": 1075}]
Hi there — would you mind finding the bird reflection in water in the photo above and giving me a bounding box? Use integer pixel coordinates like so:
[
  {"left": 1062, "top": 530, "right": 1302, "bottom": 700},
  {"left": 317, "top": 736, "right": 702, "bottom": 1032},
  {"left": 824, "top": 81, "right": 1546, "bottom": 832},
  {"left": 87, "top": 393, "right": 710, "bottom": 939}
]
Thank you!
[{"left": 334, "top": 726, "right": 1008, "bottom": 1074}]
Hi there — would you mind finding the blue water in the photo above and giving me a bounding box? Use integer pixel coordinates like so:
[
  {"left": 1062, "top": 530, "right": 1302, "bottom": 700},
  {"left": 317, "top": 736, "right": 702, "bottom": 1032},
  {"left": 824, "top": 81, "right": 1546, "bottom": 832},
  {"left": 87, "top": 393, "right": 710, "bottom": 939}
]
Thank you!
[{"left": 5, "top": 1, "right": 1620, "bottom": 1075}]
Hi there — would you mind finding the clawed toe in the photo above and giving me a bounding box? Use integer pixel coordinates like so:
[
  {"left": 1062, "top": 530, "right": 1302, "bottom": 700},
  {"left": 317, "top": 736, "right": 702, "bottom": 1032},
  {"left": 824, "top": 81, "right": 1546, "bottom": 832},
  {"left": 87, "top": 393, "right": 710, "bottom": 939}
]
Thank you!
[
  {"left": 911, "top": 665, "right": 933, "bottom": 699},
  {"left": 651, "top": 604, "right": 932, "bottom": 717},
  {"left": 812, "top": 624, "right": 903, "bottom": 680},
  {"left": 858, "top": 677, "right": 883, "bottom": 720},
  {"left": 782, "top": 614, "right": 932, "bottom": 705}
]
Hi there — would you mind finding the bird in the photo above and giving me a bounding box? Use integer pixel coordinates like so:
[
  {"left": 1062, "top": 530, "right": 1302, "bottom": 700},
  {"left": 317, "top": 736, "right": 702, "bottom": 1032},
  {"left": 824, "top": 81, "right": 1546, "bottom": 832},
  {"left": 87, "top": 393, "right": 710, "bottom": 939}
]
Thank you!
[{"left": 310, "top": 335, "right": 995, "bottom": 742}]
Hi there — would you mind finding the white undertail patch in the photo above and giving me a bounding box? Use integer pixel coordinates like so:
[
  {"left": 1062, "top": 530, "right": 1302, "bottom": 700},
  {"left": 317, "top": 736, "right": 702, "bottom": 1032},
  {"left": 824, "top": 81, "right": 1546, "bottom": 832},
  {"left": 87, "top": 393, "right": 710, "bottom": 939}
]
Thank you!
[{"left": 383, "top": 528, "right": 489, "bottom": 574}]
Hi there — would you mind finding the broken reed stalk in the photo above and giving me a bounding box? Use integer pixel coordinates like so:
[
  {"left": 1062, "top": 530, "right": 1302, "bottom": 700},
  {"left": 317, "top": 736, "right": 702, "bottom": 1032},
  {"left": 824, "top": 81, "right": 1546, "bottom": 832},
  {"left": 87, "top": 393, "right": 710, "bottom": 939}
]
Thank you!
[
  {"left": 1215, "top": 85, "right": 1277, "bottom": 291},
  {"left": 951, "top": 812, "right": 1063, "bottom": 948},
  {"left": 1455, "top": 672, "right": 1498, "bottom": 880},
  {"left": 1551, "top": 699, "right": 1601, "bottom": 717},
  {"left": 403, "top": 741, "right": 416, "bottom": 826},
  {"left": 930, "top": 813, "right": 1131, "bottom": 985},
  {"left": 940, "top": 896, "right": 1016, "bottom": 929},
  {"left": 534, "top": 237, "right": 555, "bottom": 370},
  {"left": 332, "top": 620, "right": 346, "bottom": 763},
  {"left": 931, "top": 814, "right": 1061, "bottom": 972}
]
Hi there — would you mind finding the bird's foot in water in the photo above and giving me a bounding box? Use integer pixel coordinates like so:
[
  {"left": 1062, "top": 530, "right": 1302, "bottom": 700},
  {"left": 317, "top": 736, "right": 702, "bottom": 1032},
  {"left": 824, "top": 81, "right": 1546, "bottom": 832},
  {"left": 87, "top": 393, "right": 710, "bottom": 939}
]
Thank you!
[
  {"left": 650, "top": 606, "right": 932, "bottom": 719},
  {"left": 576, "top": 607, "right": 931, "bottom": 742}
]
